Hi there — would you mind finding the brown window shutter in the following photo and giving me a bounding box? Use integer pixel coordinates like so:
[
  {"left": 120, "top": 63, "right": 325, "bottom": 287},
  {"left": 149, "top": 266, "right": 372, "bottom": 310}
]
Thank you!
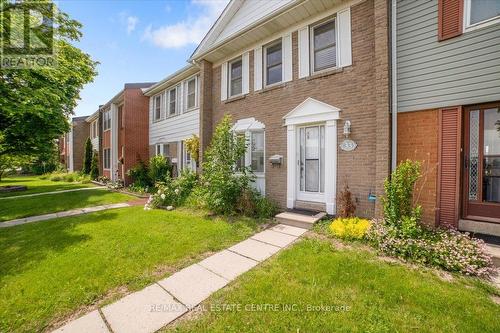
[
  {"left": 437, "top": 107, "right": 462, "bottom": 228},
  {"left": 438, "top": 0, "right": 463, "bottom": 41}
]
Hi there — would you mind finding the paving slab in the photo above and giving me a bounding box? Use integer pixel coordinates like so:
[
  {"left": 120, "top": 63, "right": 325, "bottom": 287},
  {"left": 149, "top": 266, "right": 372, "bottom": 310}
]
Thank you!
[
  {"left": 198, "top": 250, "right": 258, "bottom": 281},
  {"left": 56, "top": 209, "right": 84, "bottom": 218},
  {"left": 229, "top": 238, "right": 281, "bottom": 261},
  {"left": 82, "top": 206, "right": 107, "bottom": 213},
  {"left": 104, "top": 203, "right": 130, "bottom": 209},
  {"left": 51, "top": 310, "right": 109, "bottom": 333},
  {"left": 0, "top": 218, "right": 26, "bottom": 228},
  {"left": 102, "top": 284, "right": 187, "bottom": 333},
  {"left": 25, "top": 213, "right": 58, "bottom": 223},
  {"left": 158, "top": 264, "right": 228, "bottom": 307},
  {"left": 251, "top": 229, "right": 298, "bottom": 248},
  {"left": 270, "top": 224, "right": 308, "bottom": 237}
]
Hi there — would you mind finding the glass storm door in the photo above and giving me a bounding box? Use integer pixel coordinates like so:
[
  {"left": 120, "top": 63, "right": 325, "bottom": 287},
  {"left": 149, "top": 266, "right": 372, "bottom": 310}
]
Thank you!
[
  {"left": 465, "top": 104, "right": 500, "bottom": 222},
  {"left": 298, "top": 125, "right": 325, "bottom": 200}
]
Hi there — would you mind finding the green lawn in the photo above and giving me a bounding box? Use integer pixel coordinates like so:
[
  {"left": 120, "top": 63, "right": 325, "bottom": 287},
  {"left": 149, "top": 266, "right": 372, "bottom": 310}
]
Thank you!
[
  {"left": 0, "top": 207, "right": 262, "bottom": 332},
  {"left": 0, "top": 175, "right": 95, "bottom": 198},
  {"left": 0, "top": 188, "right": 133, "bottom": 221},
  {"left": 166, "top": 239, "right": 500, "bottom": 333}
]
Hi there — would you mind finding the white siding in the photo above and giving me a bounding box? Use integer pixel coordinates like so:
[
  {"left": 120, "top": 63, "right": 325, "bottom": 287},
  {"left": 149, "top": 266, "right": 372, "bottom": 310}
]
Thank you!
[
  {"left": 214, "top": 0, "right": 294, "bottom": 46},
  {"left": 397, "top": 0, "right": 500, "bottom": 112},
  {"left": 149, "top": 109, "right": 200, "bottom": 144},
  {"left": 90, "top": 137, "right": 99, "bottom": 152}
]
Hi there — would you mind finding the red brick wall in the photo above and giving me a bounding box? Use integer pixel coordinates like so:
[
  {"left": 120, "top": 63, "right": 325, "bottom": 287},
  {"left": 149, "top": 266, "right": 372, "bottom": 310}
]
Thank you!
[
  {"left": 397, "top": 109, "right": 439, "bottom": 226},
  {"left": 123, "top": 88, "right": 150, "bottom": 185},
  {"left": 71, "top": 119, "right": 90, "bottom": 172},
  {"left": 205, "top": 0, "right": 390, "bottom": 218}
]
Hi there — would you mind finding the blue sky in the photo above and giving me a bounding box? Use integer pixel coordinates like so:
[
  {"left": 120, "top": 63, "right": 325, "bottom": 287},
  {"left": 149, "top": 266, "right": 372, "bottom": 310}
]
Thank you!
[{"left": 58, "top": 0, "right": 228, "bottom": 117}]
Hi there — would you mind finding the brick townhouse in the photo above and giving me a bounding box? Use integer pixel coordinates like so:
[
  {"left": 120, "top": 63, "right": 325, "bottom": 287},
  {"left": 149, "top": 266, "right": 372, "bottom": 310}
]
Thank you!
[
  {"left": 98, "top": 82, "right": 155, "bottom": 184},
  {"left": 394, "top": 0, "right": 500, "bottom": 236},
  {"left": 187, "top": 0, "right": 391, "bottom": 217},
  {"left": 58, "top": 116, "right": 89, "bottom": 172},
  {"left": 144, "top": 65, "right": 200, "bottom": 176}
]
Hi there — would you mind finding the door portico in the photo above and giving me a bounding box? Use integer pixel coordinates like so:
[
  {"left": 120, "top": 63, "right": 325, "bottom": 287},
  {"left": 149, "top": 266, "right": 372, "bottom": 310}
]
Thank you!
[{"left": 284, "top": 98, "right": 340, "bottom": 215}]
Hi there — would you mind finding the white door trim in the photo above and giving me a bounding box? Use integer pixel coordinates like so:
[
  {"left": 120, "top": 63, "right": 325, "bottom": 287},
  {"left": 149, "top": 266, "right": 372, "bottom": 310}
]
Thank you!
[{"left": 284, "top": 98, "right": 340, "bottom": 215}]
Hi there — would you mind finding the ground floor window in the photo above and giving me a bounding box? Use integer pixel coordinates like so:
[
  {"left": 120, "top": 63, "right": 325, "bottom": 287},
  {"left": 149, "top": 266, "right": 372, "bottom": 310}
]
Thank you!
[
  {"left": 181, "top": 141, "right": 195, "bottom": 171},
  {"left": 103, "top": 148, "right": 111, "bottom": 169},
  {"left": 155, "top": 143, "right": 170, "bottom": 157}
]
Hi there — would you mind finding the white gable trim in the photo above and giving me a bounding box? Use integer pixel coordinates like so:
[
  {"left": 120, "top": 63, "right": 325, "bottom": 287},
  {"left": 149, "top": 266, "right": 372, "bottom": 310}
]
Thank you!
[
  {"left": 283, "top": 97, "right": 341, "bottom": 126},
  {"left": 232, "top": 117, "right": 265, "bottom": 132}
]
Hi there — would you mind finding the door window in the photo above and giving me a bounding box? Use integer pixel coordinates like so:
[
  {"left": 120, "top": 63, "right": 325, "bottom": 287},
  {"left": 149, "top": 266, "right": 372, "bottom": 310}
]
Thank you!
[{"left": 299, "top": 125, "right": 325, "bottom": 193}]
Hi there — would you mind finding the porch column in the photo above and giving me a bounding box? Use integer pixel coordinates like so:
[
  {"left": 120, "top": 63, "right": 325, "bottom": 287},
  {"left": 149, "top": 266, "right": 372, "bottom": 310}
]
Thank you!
[
  {"left": 324, "top": 120, "right": 337, "bottom": 215},
  {"left": 286, "top": 124, "right": 296, "bottom": 209}
]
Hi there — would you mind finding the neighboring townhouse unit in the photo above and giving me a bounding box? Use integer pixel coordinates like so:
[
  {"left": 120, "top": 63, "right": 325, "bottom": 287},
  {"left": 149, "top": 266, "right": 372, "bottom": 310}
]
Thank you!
[
  {"left": 144, "top": 65, "right": 200, "bottom": 175},
  {"left": 394, "top": 0, "right": 500, "bottom": 234},
  {"left": 99, "top": 82, "right": 155, "bottom": 184},
  {"left": 86, "top": 110, "right": 100, "bottom": 153},
  {"left": 191, "top": 0, "right": 391, "bottom": 216},
  {"left": 58, "top": 116, "right": 89, "bottom": 172}
]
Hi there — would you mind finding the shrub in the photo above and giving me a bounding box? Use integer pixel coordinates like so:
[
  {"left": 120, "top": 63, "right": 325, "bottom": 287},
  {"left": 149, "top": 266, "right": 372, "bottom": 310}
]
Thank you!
[
  {"left": 382, "top": 160, "right": 422, "bottom": 228},
  {"left": 254, "top": 194, "right": 279, "bottom": 218},
  {"left": 50, "top": 175, "right": 61, "bottom": 181},
  {"left": 366, "top": 220, "right": 495, "bottom": 277},
  {"left": 200, "top": 115, "right": 252, "bottom": 215},
  {"left": 329, "top": 217, "right": 371, "bottom": 240},
  {"left": 82, "top": 137, "right": 92, "bottom": 174},
  {"left": 148, "top": 155, "right": 172, "bottom": 184},
  {"left": 63, "top": 174, "right": 74, "bottom": 182},
  {"left": 185, "top": 134, "right": 200, "bottom": 163},
  {"left": 90, "top": 151, "right": 99, "bottom": 180},
  {"left": 127, "top": 158, "right": 150, "bottom": 188},
  {"left": 337, "top": 183, "right": 356, "bottom": 218},
  {"left": 146, "top": 170, "right": 198, "bottom": 209}
]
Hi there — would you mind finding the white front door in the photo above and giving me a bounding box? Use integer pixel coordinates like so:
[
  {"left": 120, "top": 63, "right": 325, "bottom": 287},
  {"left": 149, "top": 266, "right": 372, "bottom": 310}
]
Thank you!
[{"left": 297, "top": 125, "right": 325, "bottom": 202}]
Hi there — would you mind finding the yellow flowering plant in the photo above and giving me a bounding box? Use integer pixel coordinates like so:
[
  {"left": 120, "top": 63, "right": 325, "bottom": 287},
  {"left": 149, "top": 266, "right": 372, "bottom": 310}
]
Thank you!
[{"left": 329, "top": 217, "right": 371, "bottom": 240}]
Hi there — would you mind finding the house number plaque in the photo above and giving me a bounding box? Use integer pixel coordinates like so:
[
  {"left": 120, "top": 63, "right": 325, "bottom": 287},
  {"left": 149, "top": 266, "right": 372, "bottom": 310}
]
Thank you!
[{"left": 340, "top": 139, "right": 357, "bottom": 151}]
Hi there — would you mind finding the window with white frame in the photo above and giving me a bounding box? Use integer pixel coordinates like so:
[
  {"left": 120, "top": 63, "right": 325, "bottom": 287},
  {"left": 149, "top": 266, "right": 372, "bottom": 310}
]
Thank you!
[
  {"left": 155, "top": 144, "right": 162, "bottom": 156},
  {"left": 93, "top": 121, "right": 97, "bottom": 138},
  {"left": 182, "top": 141, "right": 193, "bottom": 170},
  {"left": 103, "top": 148, "right": 111, "bottom": 169},
  {"left": 153, "top": 95, "right": 162, "bottom": 121},
  {"left": 465, "top": 0, "right": 500, "bottom": 28},
  {"left": 229, "top": 57, "right": 243, "bottom": 97},
  {"left": 118, "top": 105, "right": 124, "bottom": 128},
  {"left": 168, "top": 87, "right": 177, "bottom": 116},
  {"left": 185, "top": 76, "right": 197, "bottom": 110},
  {"left": 103, "top": 111, "right": 111, "bottom": 131},
  {"left": 310, "top": 17, "right": 336, "bottom": 73},
  {"left": 264, "top": 40, "right": 282, "bottom": 86}
]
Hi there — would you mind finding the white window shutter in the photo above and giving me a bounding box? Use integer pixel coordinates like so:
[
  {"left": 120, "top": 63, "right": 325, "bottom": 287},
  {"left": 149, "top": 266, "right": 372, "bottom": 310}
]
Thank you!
[
  {"left": 282, "top": 33, "right": 292, "bottom": 82},
  {"left": 254, "top": 46, "right": 262, "bottom": 91},
  {"left": 242, "top": 51, "right": 250, "bottom": 94},
  {"left": 298, "top": 26, "right": 310, "bottom": 78},
  {"left": 338, "top": 8, "right": 352, "bottom": 68},
  {"left": 149, "top": 97, "right": 153, "bottom": 122},
  {"left": 221, "top": 62, "right": 228, "bottom": 101}
]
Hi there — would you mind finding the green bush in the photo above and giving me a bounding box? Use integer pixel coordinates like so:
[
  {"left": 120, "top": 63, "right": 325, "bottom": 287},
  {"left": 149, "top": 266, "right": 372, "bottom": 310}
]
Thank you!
[
  {"left": 148, "top": 155, "right": 172, "bottom": 184},
  {"left": 127, "top": 158, "right": 150, "bottom": 188},
  {"left": 90, "top": 151, "right": 99, "bottom": 180},
  {"left": 50, "top": 175, "right": 61, "bottom": 181},
  {"left": 382, "top": 160, "right": 422, "bottom": 228},
  {"left": 200, "top": 115, "right": 252, "bottom": 215},
  {"left": 146, "top": 170, "right": 198, "bottom": 209},
  {"left": 82, "top": 137, "right": 92, "bottom": 174},
  {"left": 253, "top": 193, "right": 279, "bottom": 218}
]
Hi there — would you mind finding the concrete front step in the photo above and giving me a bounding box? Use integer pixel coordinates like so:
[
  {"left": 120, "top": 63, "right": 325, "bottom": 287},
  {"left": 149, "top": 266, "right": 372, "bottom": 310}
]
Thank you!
[
  {"left": 485, "top": 244, "right": 500, "bottom": 268},
  {"left": 275, "top": 211, "right": 326, "bottom": 229}
]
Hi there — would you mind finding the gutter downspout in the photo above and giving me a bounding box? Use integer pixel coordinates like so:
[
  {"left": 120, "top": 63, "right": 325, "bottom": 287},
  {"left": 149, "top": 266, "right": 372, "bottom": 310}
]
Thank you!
[{"left": 391, "top": 0, "right": 397, "bottom": 171}]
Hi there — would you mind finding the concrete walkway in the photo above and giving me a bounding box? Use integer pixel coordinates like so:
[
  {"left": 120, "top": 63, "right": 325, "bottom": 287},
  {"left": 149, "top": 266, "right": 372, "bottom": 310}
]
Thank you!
[
  {"left": 0, "top": 203, "right": 131, "bottom": 228},
  {"left": 0, "top": 186, "right": 106, "bottom": 200},
  {"left": 52, "top": 224, "right": 307, "bottom": 333}
]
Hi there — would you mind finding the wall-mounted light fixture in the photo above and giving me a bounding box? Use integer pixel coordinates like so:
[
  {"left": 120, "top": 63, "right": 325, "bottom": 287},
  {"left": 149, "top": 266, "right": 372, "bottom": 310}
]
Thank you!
[{"left": 340, "top": 120, "right": 357, "bottom": 151}]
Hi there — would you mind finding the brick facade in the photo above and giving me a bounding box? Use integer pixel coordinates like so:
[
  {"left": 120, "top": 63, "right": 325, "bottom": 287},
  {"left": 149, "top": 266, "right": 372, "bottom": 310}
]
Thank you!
[
  {"left": 397, "top": 109, "right": 439, "bottom": 226},
  {"left": 203, "top": 0, "right": 390, "bottom": 218},
  {"left": 71, "top": 117, "right": 90, "bottom": 172}
]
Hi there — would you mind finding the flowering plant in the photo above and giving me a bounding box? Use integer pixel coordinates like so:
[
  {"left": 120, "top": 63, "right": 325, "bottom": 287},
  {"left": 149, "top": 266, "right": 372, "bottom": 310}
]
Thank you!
[
  {"left": 366, "top": 220, "right": 495, "bottom": 277},
  {"left": 329, "top": 217, "right": 371, "bottom": 240},
  {"left": 144, "top": 170, "right": 197, "bottom": 210}
]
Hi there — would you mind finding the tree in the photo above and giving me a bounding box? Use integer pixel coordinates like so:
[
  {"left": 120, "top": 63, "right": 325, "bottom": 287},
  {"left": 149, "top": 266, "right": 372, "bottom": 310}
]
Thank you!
[
  {"left": 82, "top": 137, "right": 92, "bottom": 174},
  {"left": 0, "top": 0, "right": 98, "bottom": 169},
  {"left": 90, "top": 151, "right": 99, "bottom": 180}
]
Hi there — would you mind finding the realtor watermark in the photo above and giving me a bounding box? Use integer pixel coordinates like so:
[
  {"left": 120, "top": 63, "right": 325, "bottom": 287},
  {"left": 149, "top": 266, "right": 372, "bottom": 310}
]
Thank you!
[
  {"left": 150, "top": 303, "right": 351, "bottom": 313},
  {"left": 0, "top": 1, "right": 57, "bottom": 69}
]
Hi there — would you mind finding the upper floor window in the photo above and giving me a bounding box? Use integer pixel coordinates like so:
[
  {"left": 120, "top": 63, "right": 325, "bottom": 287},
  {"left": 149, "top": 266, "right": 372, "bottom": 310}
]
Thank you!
[
  {"left": 103, "top": 111, "right": 111, "bottom": 131},
  {"left": 186, "top": 76, "right": 197, "bottom": 110},
  {"left": 311, "top": 18, "right": 336, "bottom": 73},
  {"left": 153, "top": 95, "right": 162, "bottom": 121},
  {"left": 465, "top": 0, "right": 500, "bottom": 28},
  {"left": 118, "top": 105, "right": 124, "bottom": 128},
  {"left": 229, "top": 57, "right": 243, "bottom": 97},
  {"left": 168, "top": 88, "right": 177, "bottom": 117},
  {"left": 264, "top": 40, "right": 282, "bottom": 86}
]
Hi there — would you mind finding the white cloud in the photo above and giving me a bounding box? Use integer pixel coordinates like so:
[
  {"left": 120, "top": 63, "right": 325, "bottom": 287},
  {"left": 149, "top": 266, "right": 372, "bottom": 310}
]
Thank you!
[
  {"left": 127, "top": 16, "right": 139, "bottom": 34},
  {"left": 142, "top": 0, "right": 229, "bottom": 49}
]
